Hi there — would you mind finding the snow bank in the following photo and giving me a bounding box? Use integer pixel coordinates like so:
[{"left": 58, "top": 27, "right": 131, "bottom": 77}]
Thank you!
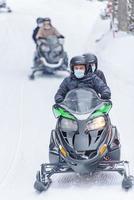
[{"left": 100, "top": 33, "right": 134, "bottom": 85}]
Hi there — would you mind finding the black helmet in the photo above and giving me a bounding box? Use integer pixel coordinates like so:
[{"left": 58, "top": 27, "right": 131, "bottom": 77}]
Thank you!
[
  {"left": 36, "top": 17, "right": 45, "bottom": 25},
  {"left": 83, "top": 53, "right": 98, "bottom": 72},
  {"left": 70, "top": 56, "right": 87, "bottom": 73}
]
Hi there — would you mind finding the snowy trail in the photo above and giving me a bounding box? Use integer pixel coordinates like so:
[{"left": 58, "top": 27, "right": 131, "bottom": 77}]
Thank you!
[
  {"left": 0, "top": 16, "right": 28, "bottom": 186},
  {"left": 0, "top": 0, "right": 102, "bottom": 193},
  {"left": 0, "top": 0, "right": 134, "bottom": 200}
]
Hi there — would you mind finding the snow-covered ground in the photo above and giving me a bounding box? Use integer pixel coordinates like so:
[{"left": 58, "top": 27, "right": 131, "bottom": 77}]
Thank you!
[{"left": 0, "top": 0, "right": 134, "bottom": 199}]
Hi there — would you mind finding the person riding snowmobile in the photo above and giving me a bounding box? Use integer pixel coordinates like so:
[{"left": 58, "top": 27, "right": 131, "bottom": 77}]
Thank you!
[
  {"left": 36, "top": 17, "right": 64, "bottom": 41},
  {"left": 55, "top": 56, "right": 111, "bottom": 103},
  {"left": 83, "top": 53, "right": 107, "bottom": 85},
  {"left": 32, "top": 17, "right": 46, "bottom": 44}
]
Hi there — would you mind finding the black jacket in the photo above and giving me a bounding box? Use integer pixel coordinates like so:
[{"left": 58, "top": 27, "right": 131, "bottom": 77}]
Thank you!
[
  {"left": 55, "top": 73, "right": 111, "bottom": 103},
  {"left": 32, "top": 27, "right": 40, "bottom": 43},
  {"left": 95, "top": 69, "right": 107, "bottom": 85}
]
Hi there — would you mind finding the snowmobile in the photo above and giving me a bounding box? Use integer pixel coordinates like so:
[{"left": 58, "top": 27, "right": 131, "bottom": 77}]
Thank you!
[
  {"left": 0, "top": 1, "right": 12, "bottom": 13},
  {"left": 29, "top": 35, "right": 68, "bottom": 79},
  {"left": 34, "top": 88, "right": 134, "bottom": 192}
]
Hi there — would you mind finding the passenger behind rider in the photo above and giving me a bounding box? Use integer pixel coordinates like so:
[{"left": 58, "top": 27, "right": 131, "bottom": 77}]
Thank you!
[
  {"left": 83, "top": 53, "right": 107, "bottom": 85},
  {"left": 32, "top": 17, "right": 46, "bottom": 44},
  {"left": 55, "top": 56, "right": 111, "bottom": 103}
]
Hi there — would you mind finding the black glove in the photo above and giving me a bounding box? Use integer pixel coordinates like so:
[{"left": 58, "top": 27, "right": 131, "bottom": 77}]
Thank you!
[
  {"left": 101, "top": 92, "right": 111, "bottom": 100},
  {"left": 38, "top": 37, "right": 45, "bottom": 40},
  {"left": 58, "top": 35, "right": 65, "bottom": 39}
]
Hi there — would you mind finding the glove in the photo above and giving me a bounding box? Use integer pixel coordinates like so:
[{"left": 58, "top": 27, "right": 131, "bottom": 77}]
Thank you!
[
  {"left": 101, "top": 92, "right": 111, "bottom": 100},
  {"left": 38, "top": 37, "right": 45, "bottom": 40},
  {"left": 58, "top": 35, "right": 65, "bottom": 39}
]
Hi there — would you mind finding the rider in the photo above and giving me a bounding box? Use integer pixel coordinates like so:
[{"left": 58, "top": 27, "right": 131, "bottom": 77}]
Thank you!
[
  {"left": 83, "top": 53, "right": 107, "bottom": 85},
  {"left": 36, "top": 17, "right": 64, "bottom": 40},
  {"left": 32, "top": 17, "right": 46, "bottom": 44},
  {"left": 55, "top": 56, "right": 111, "bottom": 103}
]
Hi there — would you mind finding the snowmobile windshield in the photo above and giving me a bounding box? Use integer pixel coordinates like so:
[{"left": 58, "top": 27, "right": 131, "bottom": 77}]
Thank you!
[
  {"left": 40, "top": 36, "right": 61, "bottom": 54},
  {"left": 61, "top": 88, "right": 102, "bottom": 114},
  {"left": 39, "top": 36, "right": 59, "bottom": 47},
  {"left": 46, "top": 35, "right": 59, "bottom": 46}
]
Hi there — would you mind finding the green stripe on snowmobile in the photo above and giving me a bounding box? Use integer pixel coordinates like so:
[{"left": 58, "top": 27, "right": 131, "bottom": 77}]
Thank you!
[
  {"left": 92, "top": 104, "right": 112, "bottom": 118},
  {"left": 53, "top": 107, "right": 75, "bottom": 120}
]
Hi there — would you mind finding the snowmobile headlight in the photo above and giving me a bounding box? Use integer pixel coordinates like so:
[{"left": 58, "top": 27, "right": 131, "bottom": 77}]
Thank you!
[
  {"left": 99, "top": 144, "right": 107, "bottom": 156},
  {"left": 54, "top": 45, "right": 62, "bottom": 52},
  {"left": 60, "top": 118, "right": 78, "bottom": 132},
  {"left": 86, "top": 116, "right": 106, "bottom": 131},
  {"left": 41, "top": 44, "right": 50, "bottom": 52},
  {"left": 59, "top": 145, "right": 68, "bottom": 157}
]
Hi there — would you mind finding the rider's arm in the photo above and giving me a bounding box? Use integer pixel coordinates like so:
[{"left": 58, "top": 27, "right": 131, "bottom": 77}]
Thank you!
[
  {"left": 36, "top": 27, "right": 44, "bottom": 40},
  {"left": 95, "top": 70, "right": 107, "bottom": 85},
  {"left": 54, "top": 78, "right": 69, "bottom": 103},
  {"left": 92, "top": 74, "right": 111, "bottom": 99}
]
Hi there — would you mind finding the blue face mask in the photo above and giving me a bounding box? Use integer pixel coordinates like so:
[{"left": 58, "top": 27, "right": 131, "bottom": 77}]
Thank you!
[
  {"left": 91, "top": 64, "right": 96, "bottom": 72},
  {"left": 74, "top": 69, "right": 85, "bottom": 79}
]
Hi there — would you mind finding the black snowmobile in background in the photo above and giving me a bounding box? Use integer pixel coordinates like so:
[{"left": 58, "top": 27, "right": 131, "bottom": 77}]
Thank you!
[
  {"left": 29, "top": 35, "right": 68, "bottom": 79},
  {"left": 0, "top": 1, "right": 12, "bottom": 13},
  {"left": 34, "top": 88, "right": 134, "bottom": 192}
]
